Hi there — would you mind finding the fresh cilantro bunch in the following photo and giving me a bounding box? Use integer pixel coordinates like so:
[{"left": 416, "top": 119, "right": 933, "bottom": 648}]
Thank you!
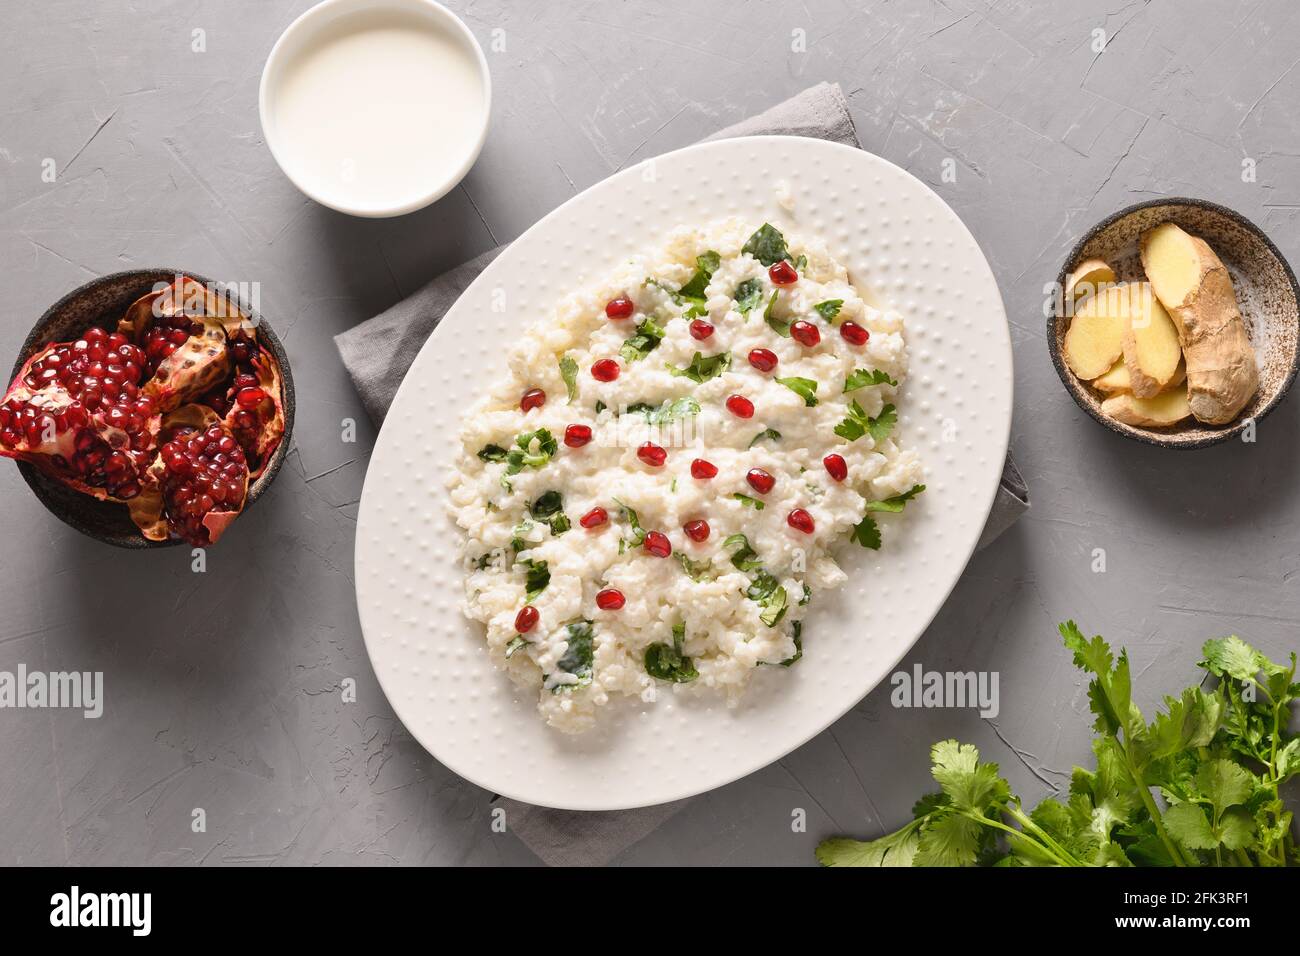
[{"left": 817, "top": 622, "right": 1298, "bottom": 867}]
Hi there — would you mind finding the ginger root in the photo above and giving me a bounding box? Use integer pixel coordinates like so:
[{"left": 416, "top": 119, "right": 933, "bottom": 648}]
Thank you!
[
  {"left": 1063, "top": 283, "right": 1128, "bottom": 380},
  {"left": 1067, "top": 258, "right": 1116, "bottom": 301},
  {"left": 1122, "top": 283, "right": 1183, "bottom": 398},
  {"left": 1102, "top": 387, "right": 1191, "bottom": 427},
  {"left": 1140, "top": 223, "right": 1258, "bottom": 424}
]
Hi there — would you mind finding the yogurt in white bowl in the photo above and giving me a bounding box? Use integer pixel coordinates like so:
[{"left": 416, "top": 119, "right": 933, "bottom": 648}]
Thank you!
[{"left": 259, "top": 0, "right": 491, "bottom": 218}]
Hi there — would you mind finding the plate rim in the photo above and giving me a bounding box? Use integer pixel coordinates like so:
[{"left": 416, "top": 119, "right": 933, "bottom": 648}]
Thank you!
[{"left": 355, "top": 133, "right": 1014, "bottom": 810}]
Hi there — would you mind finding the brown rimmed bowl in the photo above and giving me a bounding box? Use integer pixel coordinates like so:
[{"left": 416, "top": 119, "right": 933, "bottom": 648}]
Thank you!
[
  {"left": 6, "top": 269, "right": 295, "bottom": 548},
  {"left": 1049, "top": 198, "right": 1299, "bottom": 449}
]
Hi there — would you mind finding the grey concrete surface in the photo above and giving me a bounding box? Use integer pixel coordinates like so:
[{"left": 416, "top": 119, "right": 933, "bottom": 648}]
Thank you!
[{"left": 1, "top": 0, "right": 1297, "bottom": 866}]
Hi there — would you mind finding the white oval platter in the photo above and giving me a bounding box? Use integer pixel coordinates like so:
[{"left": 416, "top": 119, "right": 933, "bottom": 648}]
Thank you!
[{"left": 355, "top": 135, "right": 1012, "bottom": 810}]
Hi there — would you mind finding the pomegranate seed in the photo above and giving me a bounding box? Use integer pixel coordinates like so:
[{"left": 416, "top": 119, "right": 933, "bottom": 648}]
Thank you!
[
  {"left": 643, "top": 531, "right": 672, "bottom": 558},
  {"left": 515, "top": 606, "right": 539, "bottom": 633},
  {"left": 520, "top": 388, "right": 546, "bottom": 412},
  {"left": 840, "top": 321, "right": 869, "bottom": 346},
  {"left": 823, "top": 453, "right": 848, "bottom": 482},
  {"left": 690, "top": 458, "right": 717, "bottom": 479},
  {"left": 580, "top": 506, "right": 608, "bottom": 529},
  {"left": 689, "top": 319, "right": 715, "bottom": 340},
  {"left": 605, "top": 296, "right": 635, "bottom": 320},
  {"left": 746, "top": 468, "right": 775, "bottom": 494},
  {"left": 769, "top": 260, "right": 798, "bottom": 285},
  {"left": 725, "top": 395, "right": 754, "bottom": 419},
  {"left": 683, "top": 520, "right": 710, "bottom": 542},
  {"left": 748, "top": 348, "right": 778, "bottom": 372},
  {"left": 235, "top": 386, "right": 266, "bottom": 409},
  {"left": 591, "top": 359, "right": 620, "bottom": 382},
  {"left": 596, "top": 588, "right": 626, "bottom": 610},
  {"left": 637, "top": 442, "right": 667, "bottom": 467},
  {"left": 564, "top": 424, "right": 592, "bottom": 447},
  {"left": 790, "top": 320, "right": 820, "bottom": 347},
  {"left": 787, "top": 508, "right": 815, "bottom": 534}
]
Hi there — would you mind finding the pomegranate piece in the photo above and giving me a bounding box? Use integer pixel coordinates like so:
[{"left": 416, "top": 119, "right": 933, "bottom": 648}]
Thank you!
[
  {"left": 564, "top": 424, "right": 592, "bottom": 447},
  {"left": 748, "top": 348, "right": 778, "bottom": 372},
  {"left": 520, "top": 388, "right": 546, "bottom": 412},
  {"left": 637, "top": 442, "right": 667, "bottom": 467},
  {"left": 690, "top": 458, "right": 717, "bottom": 479},
  {"left": 220, "top": 344, "right": 285, "bottom": 480},
  {"left": 787, "top": 508, "right": 815, "bottom": 534},
  {"left": 790, "top": 321, "right": 820, "bottom": 347},
  {"left": 596, "top": 588, "right": 625, "bottom": 610},
  {"left": 746, "top": 468, "right": 775, "bottom": 494},
  {"left": 643, "top": 530, "right": 672, "bottom": 558},
  {"left": 839, "top": 321, "right": 869, "bottom": 346},
  {"left": 579, "top": 506, "right": 608, "bottom": 529},
  {"left": 145, "top": 412, "right": 250, "bottom": 546},
  {"left": 591, "top": 359, "right": 620, "bottom": 382},
  {"left": 0, "top": 336, "right": 158, "bottom": 500},
  {"left": 515, "top": 606, "right": 539, "bottom": 633},
  {"left": 768, "top": 260, "right": 798, "bottom": 285},
  {"left": 683, "top": 519, "right": 710, "bottom": 542},
  {"left": 823, "top": 453, "right": 848, "bottom": 482},
  {"left": 689, "top": 320, "right": 714, "bottom": 341},
  {"left": 725, "top": 395, "right": 754, "bottom": 419},
  {"left": 605, "top": 296, "right": 635, "bottom": 320}
]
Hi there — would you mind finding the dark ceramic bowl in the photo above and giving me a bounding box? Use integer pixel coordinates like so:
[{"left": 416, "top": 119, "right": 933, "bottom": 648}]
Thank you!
[
  {"left": 1049, "top": 198, "right": 1299, "bottom": 448},
  {"left": 6, "top": 269, "right": 295, "bottom": 547}
]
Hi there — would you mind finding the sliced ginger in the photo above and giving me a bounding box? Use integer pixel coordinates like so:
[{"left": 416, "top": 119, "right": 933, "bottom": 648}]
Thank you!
[
  {"left": 1067, "top": 257, "right": 1116, "bottom": 301},
  {"left": 1122, "top": 283, "right": 1182, "bottom": 398},
  {"left": 1063, "top": 283, "right": 1129, "bottom": 379},
  {"left": 1092, "top": 359, "right": 1130, "bottom": 393},
  {"left": 1101, "top": 387, "right": 1191, "bottom": 428},
  {"left": 1140, "top": 222, "right": 1258, "bottom": 424}
]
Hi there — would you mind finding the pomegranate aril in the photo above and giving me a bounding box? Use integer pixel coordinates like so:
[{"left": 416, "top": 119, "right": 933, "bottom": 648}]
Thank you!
[
  {"left": 643, "top": 531, "right": 672, "bottom": 558},
  {"left": 768, "top": 260, "right": 798, "bottom": 285},
  {"left": 725, "top": 395, "right": 754, "bottom": 419},
  {"left": 787, "top": 508, "right": 815, "bottom": 534},
  {"left": 605, "top": 296, "right": 635, "bottom": 320},
  {"left": 564, "top": 424, "right": 592, "bottom": 447},
  {"left": 823, "top": 453, "right": 848, "bottom": 482},
  {"left": 236, "top": 387, "right": 267, "bottom": 409},
  {"left": 689, "top": 320, "right": 714, "bottom": 341},
  {"left": 637, "top": 442, "right": 667, "bottom": 467},
  {"left": 579, "top": 506, "right": 608, "bottom": 529},
  {"left": 683, "top": 519, "right": 710, "bottom": 542},
  {"left": 790, "top": 320, "right": 820, "bottom": 347},
  {"left": 520, "top": 388, "right": 546, "bottom": 412},
  {"left": 746, "top": 468, "right": 775, "bottom": 494},
  {"left": 596, "top": 588, "right": 625, "bottom": 610},
  {"left": 591, "top": 359, "right": 620, "bottom": 382},
  {"left": 748, "top": 348, "right": 778, "bottom": 372},
  {"left": 514, "top": 606, "right": 539, "bottom": 633},
  {"left": 690, "top": 458, "right": 717, "bottom": 479},
  {"left": 839, "top": 321, "right": 869, "bottom": 346}
]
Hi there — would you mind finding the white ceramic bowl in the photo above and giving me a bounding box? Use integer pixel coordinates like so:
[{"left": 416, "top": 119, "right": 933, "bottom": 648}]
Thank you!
[{"left": 259, "top": 0, "right": 491, "bottom": 218}]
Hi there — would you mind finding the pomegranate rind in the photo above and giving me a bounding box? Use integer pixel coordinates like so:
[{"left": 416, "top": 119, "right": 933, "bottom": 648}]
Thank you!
[
  {"left": 143, "top": 317, "right": 230, "bottom": 412},
  {"left": 224, "top": 346, "right": 285, "bottom": 479}
]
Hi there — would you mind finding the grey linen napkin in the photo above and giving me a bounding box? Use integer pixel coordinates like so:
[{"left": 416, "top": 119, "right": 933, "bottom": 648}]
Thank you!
[{"left": 336, "top": 82, "right": 1028, "bottom": 866}]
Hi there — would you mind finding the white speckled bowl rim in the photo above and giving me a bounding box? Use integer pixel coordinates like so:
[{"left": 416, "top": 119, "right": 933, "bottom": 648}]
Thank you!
[{"left": 355, "top": 135, "right": 1013, "bottom": 810}]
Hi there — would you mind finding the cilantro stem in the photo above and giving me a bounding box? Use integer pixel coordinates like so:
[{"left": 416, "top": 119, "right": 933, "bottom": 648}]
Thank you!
[
  {"left": 1123, "top": 747, "right": 1190, "bottom": 867},
  {"left": 964, "top": 810, "right": 1079, "bottom": 867},
  {"left": 1002, "top": 804, "right": 1086, "bottom": 867}
]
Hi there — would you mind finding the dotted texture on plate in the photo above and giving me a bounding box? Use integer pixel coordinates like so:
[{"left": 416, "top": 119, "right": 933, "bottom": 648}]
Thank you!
[{"left": 355, "top": 136, "right": 1013, "bottom": 810}]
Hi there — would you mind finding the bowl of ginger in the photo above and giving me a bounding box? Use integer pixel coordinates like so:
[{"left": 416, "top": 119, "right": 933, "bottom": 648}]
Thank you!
[{"left": 1049, "top": 197, "right": 1300, "bottom": 448}]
